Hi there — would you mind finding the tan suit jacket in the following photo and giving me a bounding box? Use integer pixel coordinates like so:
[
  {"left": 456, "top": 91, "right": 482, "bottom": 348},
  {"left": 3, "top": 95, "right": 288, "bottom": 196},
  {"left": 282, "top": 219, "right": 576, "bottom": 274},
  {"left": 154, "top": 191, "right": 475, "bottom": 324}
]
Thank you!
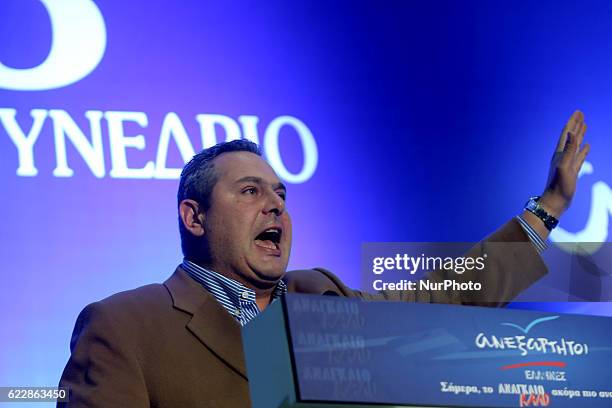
[{"left": 58, "top": 219, "right": 547, "bottom": 407}]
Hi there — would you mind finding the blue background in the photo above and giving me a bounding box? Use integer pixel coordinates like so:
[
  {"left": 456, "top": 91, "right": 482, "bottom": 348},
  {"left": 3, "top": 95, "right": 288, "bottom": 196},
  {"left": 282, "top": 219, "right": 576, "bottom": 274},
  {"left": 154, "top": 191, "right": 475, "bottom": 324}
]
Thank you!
[{"left": 1, "top": 0, "right": 610, "bottom": 403}]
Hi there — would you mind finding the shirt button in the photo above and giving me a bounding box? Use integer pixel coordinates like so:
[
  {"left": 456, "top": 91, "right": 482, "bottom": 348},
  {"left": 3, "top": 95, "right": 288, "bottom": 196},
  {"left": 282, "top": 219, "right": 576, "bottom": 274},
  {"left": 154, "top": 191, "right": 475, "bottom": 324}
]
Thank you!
[
  {"left": 241, "top": 291, "right": 249, "bottom": 299},
  {"left": 235, "top": 308, "right": 241, "bottom": 316}
]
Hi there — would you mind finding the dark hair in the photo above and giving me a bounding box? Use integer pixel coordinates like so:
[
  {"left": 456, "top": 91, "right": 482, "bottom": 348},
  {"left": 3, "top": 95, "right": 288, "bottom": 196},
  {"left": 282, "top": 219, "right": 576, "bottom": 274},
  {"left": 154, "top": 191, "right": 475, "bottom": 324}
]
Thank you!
[{"left": 177, "top": 139, "right": 262, "bottom": 255}]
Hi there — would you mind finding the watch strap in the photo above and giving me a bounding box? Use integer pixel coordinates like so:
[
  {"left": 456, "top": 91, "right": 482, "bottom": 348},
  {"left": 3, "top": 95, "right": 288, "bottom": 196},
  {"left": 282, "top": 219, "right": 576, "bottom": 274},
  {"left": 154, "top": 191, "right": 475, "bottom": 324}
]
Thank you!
[{"left": 524, "top": 196, "right": 559, "bottom": 231}]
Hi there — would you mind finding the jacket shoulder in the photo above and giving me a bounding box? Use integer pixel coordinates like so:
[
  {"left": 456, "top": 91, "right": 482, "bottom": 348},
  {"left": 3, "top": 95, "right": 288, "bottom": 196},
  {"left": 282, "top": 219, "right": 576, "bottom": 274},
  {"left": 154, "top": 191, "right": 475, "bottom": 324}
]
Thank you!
[
  {"left": 96, "top": 282, "right": 170, "bottom": 310},
  {"left": 75, "top": 283, "right": 173, "bottom": 333}
]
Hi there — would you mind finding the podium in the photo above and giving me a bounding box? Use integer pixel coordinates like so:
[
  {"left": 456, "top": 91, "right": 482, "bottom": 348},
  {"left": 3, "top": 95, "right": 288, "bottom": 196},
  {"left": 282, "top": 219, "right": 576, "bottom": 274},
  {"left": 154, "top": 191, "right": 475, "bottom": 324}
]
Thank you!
[{"left": 242, "top": 294, "right": 612, "bottom": 408}]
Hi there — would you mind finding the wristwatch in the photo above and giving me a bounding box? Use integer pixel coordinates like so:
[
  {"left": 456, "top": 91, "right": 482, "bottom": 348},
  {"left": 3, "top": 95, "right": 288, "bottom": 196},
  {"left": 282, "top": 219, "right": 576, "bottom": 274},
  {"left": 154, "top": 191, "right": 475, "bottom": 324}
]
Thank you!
[{"left": 524, "top": 196, "right": 559, "bottom": 231}]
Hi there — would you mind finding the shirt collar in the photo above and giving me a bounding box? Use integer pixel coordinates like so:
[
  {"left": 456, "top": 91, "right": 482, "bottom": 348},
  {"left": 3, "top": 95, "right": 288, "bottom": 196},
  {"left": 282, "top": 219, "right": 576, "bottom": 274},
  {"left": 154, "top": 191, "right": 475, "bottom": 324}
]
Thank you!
[{"left": 181, "top": 259, "right": 287, "bottom": 324}]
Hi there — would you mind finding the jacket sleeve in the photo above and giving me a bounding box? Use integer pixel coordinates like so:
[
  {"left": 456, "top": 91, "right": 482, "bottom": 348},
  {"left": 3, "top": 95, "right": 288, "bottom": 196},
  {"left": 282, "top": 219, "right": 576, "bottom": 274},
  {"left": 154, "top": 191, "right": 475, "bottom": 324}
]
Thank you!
[
  {"left": 57, "top": 301, "right": 149, "bottom": 407},
  {"left": 284, "top": 218, "right": 548, "bottom": 306}
]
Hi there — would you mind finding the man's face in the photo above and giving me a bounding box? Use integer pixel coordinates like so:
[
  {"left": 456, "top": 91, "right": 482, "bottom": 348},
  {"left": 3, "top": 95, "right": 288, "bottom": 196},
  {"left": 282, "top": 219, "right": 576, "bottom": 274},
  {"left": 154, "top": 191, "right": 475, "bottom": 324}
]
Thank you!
[{"left": 201, "top": 151, "right": 292, "bottom": 289}]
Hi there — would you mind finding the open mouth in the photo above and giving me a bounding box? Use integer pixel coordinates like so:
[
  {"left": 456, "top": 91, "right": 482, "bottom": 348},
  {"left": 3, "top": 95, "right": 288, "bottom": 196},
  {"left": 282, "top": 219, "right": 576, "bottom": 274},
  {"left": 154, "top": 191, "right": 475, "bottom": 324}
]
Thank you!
[{"left": 254, "top": 227, "right": 282, "bottom": 251}]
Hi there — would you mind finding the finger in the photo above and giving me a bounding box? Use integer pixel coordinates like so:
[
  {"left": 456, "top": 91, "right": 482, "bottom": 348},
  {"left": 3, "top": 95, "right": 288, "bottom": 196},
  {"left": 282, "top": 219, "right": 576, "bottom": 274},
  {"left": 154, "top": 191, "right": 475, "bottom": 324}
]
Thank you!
[
  {"left": 572, "top": 110, "right": 585, "bottom": 129},
  {"left": 563, "top": 122, "right": 582, "bottom": 157},
  {"left": 556, "top": 110, "right": 583, "bottom": 152},
  {"left": 556, "top": 126, "right": 569, "bottom": 153},
  {"left": 575, "top": 142, "right": 591, "bottom": 173},
  {"left": 575, "top": 121, "right": 587, "bottom": 152},
  {"left": 562, "top": 130, "right": 578, "bottom": 156}
]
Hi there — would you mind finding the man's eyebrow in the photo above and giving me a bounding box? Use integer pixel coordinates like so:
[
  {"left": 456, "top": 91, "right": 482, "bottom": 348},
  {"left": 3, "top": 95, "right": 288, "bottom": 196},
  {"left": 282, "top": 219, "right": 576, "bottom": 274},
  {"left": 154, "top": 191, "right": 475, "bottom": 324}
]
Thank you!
[
  {"left": 235, "top": 176, "right": 263, "bottom": 185},
  {"left": 235, "top": 176, "right": 286, "bottom": 191}
]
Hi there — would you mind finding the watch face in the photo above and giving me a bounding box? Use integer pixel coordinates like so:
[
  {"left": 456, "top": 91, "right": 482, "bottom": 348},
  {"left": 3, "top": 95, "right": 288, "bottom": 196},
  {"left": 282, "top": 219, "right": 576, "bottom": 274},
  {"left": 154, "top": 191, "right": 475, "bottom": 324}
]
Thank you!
[{"left": 526, "top": 199, "right": 538, "bottom": 211}]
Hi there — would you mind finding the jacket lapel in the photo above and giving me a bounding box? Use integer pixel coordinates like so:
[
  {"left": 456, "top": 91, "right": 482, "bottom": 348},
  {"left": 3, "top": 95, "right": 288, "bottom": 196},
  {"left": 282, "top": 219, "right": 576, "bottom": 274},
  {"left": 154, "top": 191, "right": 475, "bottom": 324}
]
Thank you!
[{"left": 164, "top": 267, "right": 248, "bottom": 380}]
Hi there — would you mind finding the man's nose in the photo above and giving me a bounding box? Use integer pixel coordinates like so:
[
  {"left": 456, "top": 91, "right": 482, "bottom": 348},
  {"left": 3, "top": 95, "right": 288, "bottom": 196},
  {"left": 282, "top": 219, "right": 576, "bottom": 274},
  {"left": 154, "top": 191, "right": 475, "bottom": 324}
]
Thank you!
[{"left": 263, "top": 189, "right": 285, "bottom": 216}]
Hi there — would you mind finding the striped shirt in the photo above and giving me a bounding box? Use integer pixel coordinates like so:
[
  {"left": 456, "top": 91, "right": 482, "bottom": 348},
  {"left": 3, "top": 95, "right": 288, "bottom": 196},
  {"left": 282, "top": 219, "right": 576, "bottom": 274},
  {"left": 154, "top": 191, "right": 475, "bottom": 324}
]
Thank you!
[
  {"left": 181, "top": 260, "right": 287, "bottom": 326},
  {"left": 516, "top": 215, "right": 548, "bottom": 253}
]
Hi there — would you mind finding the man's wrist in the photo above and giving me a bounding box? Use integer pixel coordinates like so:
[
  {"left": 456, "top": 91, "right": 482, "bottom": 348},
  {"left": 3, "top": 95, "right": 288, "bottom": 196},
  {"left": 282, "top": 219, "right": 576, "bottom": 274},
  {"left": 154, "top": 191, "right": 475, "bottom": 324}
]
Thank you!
[
  {"left": 525, "top": 196, "right": 559, "bottom": 231},
  {"left": 539, "top": 192, "right": 566, "bottom": 219}
]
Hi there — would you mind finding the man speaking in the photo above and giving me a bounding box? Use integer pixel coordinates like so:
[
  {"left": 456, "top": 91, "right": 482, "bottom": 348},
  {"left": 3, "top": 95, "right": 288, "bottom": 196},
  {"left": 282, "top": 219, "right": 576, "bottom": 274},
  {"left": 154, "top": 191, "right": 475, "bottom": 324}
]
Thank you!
[{"left": 58, "top": 111, "right": 590, "bottom": 407}]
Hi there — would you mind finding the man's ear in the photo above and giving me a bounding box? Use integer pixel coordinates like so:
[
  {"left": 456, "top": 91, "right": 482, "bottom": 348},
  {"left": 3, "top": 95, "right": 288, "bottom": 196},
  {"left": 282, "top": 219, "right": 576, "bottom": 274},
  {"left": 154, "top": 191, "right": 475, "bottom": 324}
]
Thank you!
[{"left": 179, "top": 199, "right": 206, "bottom": 237}]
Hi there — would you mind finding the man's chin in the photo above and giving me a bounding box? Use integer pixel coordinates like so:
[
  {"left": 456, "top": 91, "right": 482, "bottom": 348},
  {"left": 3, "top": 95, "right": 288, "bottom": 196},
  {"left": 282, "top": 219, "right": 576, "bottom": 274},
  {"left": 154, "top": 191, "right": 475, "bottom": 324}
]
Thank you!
[{"left": 248, "top": 264, "right": 287, "bottom": 288}]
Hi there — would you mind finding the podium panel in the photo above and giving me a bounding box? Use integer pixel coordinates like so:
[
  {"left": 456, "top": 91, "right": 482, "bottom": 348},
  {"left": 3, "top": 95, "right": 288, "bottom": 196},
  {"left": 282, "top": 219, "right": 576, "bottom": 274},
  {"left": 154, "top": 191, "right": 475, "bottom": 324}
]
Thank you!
[{"left": 242, "top": 294, "right": 612, "bottom": 407}]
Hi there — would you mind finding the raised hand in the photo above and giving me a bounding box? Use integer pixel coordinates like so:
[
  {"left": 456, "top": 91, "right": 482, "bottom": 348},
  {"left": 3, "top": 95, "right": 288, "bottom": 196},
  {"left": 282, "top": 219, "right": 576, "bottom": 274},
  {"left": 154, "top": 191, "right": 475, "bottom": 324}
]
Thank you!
[{"left": 540, "top": 110, "right": 591, "bottom": 218}]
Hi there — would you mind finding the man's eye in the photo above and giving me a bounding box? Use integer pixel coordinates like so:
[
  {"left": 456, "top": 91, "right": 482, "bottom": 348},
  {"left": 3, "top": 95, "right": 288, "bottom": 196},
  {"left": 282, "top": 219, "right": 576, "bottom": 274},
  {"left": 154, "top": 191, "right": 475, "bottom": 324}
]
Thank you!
[
  {"left": 243, "top": 187, "right": 257, "bottom": 195},
  {"left": 277, "top": 192, "right": 286, "bottom": 201}
]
